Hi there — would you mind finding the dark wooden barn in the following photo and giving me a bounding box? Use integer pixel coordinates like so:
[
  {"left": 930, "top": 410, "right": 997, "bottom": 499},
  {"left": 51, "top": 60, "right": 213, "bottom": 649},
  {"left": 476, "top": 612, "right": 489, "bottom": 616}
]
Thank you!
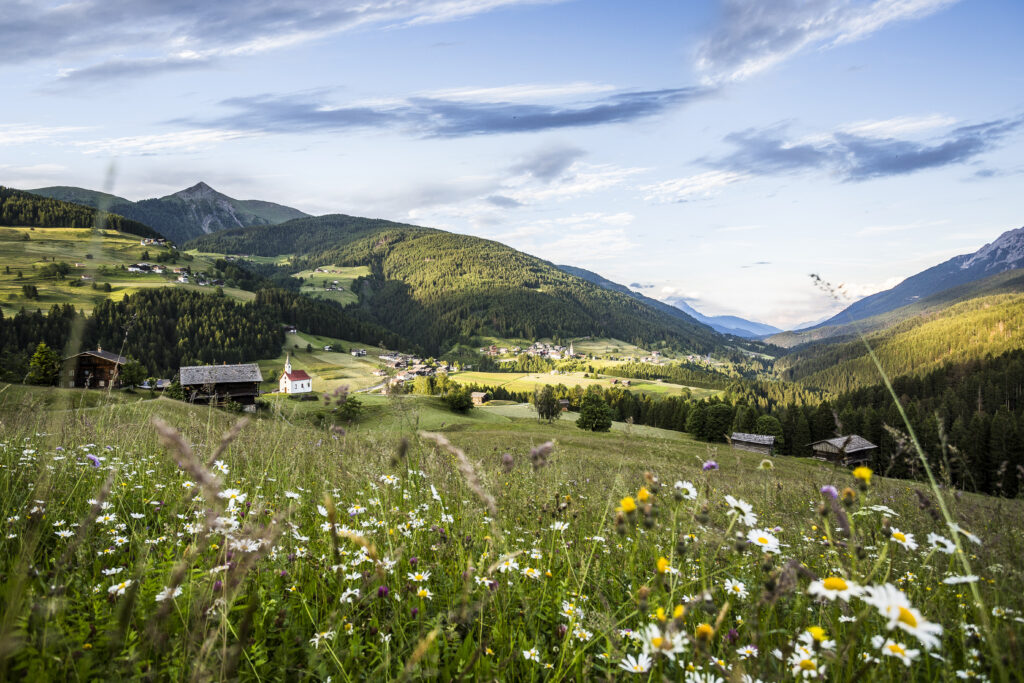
[
  {"left": 63, "top": 348, "right": 127, "bottom": 389},
  {"left": 809, "top": 435, "right": 877, "bottom": 466},
  {"left": 179, "top": 363, "right": 263, "bottom": 410},
  {"left": 730, "top": 432, "right": 776, "bottom": 456}
]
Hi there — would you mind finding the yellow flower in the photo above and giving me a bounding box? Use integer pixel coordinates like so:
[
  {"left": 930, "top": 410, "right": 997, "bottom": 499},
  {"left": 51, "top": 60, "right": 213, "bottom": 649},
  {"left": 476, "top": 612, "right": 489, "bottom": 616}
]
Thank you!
[
  {"left": 656, "top": 607, "right": 667, "bottom": 622},
  {"left": 695, "top": 623, "right": 714, "bottom": 642},
  {"left": 807, "top": 626, "right": 827, "bottom": 642},
  {"left": 656, "top": 556, "right": 670, "bottom": 574},
  {"left": 673, "top": 604, "right": 685, "bottom": 619},
  {"left": 619, "top": 496, "right": 637, "bottom": 513},
  {"left": 637, "top": 487, "right": 650, "bottom": 502},
  {"left": 853, "top": 466, "right": 872, "bottom": 485}
]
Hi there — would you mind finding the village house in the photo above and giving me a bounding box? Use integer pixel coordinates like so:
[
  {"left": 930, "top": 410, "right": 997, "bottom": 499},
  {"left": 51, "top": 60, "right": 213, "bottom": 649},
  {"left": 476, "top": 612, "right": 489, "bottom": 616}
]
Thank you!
[
  {"left": 278, "top": 355, "right": 312, "bottom": 394},
  {"left": 179, "top": 363, "right": 263, "bottom": 410},
  {"left": 351, "top": 348, "right": 367, "bottom": 357},
  {"left": 730, "top": 432, "right": 776, "bottom": 456},
  {"left": 809, "top": 435, "right": 878, "bottom": 467},
  {"left": 62, "top": 348, "right": 127, "bottom": 389}
]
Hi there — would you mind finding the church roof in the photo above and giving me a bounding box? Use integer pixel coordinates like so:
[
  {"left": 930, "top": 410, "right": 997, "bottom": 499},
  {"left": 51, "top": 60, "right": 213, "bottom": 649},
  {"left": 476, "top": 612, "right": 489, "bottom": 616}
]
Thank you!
[{"left": 283, "top": 369, "right": 311, "bottom": 381}]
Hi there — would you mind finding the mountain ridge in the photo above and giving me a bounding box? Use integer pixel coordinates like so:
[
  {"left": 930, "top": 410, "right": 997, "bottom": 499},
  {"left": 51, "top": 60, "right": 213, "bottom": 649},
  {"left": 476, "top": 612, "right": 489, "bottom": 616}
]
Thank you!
[
  {"left": 188, "top": 214, "right": 730, "bottom": 355},
  {"left": 27, "top": 182, "right": 309, "bottom": 244}
]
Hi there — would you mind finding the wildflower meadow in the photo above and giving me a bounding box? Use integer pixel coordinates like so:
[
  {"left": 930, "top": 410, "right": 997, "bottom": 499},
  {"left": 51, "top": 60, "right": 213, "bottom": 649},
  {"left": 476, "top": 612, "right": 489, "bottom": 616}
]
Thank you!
[{"left": 0, "top": 390, "right": 1022, "bottom": 681}]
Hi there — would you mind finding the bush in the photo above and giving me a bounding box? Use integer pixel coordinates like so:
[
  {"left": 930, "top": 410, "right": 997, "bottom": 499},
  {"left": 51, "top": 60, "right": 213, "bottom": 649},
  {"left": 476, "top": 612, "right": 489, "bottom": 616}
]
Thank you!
[{"left": 444, "top": 385, "right": 473, "bottom": 413}]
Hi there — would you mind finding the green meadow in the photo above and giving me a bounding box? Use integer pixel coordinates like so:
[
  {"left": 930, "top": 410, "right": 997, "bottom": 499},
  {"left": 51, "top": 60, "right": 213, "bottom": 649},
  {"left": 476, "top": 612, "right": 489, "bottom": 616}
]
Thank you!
[{"left": 1, "top": 384, "right": 1021, "bottom": 681}]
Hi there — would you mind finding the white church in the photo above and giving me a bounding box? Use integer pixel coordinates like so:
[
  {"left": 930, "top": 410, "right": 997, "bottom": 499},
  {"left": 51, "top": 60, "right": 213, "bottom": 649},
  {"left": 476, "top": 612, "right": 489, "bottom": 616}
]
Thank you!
[{"left": 279, "top": 354, "right": 312, "bottom": 394}]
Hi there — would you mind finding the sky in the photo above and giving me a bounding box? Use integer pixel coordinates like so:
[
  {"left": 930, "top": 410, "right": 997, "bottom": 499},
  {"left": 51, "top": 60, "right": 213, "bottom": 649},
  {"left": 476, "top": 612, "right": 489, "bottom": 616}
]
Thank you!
[{"left": 1, "top": 0, "right": 1022, "bottom": 329}]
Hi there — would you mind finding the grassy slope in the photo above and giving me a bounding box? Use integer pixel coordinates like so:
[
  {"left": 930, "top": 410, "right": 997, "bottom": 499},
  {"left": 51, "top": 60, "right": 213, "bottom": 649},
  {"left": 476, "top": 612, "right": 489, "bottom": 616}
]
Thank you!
[
  {"left": 0, "top": 227, "right": 249, "bottom": 315},
  {"left": 1, "top": 384, "right": 1022, "bottom": 680},
  {"left": 291, "top": 265, "right": 370, "bottom": 306}
]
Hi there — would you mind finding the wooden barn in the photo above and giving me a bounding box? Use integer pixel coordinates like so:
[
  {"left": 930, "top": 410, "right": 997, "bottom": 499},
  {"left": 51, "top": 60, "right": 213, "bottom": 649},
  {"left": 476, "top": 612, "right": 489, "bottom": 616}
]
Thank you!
[
  {"left": 809, "top": 435, "right": 877, "bottom": 466},
  {"left": 730, "top": 432, "right": 776, "bottom": 456},
  {"left": 180, "top": 363, "right": 263, "bottom": 410},
  {"left": 63, "top": 348, "right": 127, "bottom": 389},
  {"left": 471, "top": 391, "right": 490, "bottom": 406}
]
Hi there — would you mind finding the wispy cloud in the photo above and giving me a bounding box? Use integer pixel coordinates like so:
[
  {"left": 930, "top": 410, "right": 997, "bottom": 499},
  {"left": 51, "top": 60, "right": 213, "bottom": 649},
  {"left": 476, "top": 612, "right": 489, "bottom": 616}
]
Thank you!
[
  {"left": 705, "top": 115, "right": 1024, "bottom": 181},
  {"left": 697, "top": 0, "right": 960, "bottom": 83},
  {"left": 641, "top": 170, "right": 749, "bottom": 202},
  {"left": 0, "top": 124, "right": 87, "bottom": 146},
  {"left": 181, "top": 86, "right": 711, "bottom": 138},
  {"left": 74, "top": 129, "right": 254, "bottom": 156},
  {"left": 855, "top": 219, "right": 948, "bottom": 236},
  {"left": 5, "top": 0, "right": 566, "bottom": 83}
]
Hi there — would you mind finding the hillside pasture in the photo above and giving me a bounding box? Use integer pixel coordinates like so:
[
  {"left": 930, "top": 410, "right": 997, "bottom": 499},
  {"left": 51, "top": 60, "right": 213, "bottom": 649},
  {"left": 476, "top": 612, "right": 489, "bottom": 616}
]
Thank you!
[
  {"left": 291, "top": 265, "right": 370, "bottom": 306},
  {"left": 0, "top": 227, "right": 250, "bottom": 314},
  {"left": 452, "top": 369, "right": 713, "bottom": 398}
]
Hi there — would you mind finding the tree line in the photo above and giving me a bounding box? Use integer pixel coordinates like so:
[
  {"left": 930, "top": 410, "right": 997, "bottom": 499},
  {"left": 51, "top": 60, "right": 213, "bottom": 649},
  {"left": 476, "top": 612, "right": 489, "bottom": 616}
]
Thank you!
[{"left": 0, "top": 187, "right": 162, "bottom": 239}]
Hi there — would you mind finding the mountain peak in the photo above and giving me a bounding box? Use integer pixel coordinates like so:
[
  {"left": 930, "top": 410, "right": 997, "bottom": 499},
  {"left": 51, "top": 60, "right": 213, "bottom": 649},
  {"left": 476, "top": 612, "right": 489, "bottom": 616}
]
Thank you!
[
  {"left": 961, "top": 225, "right": 1024, "bottom": 271},
  {"left": 173, "top": 181, "right": 218, "bottom": 198}
]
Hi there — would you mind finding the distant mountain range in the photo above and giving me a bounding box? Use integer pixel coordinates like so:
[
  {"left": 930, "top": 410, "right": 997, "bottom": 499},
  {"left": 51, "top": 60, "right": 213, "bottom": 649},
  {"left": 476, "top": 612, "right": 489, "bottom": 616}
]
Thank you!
[
  {"left": 663, "top": 298, "right": 782, "bottom": 338},
  {"left": 28, "top": 182, "right": 309, "bottom": 244},
  {"left": 816, "top": 225, "right": 1024, "bottom": 327},
  {"left": 769, "top": 225, "right": 1024, "bottom": 347}
]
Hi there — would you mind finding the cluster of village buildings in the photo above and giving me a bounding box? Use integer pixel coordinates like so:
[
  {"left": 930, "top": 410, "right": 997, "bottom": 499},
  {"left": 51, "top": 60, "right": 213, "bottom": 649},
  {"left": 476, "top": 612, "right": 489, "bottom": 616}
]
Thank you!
[{"left": 481, "top": 341, "right": 578, "bottom": 360}]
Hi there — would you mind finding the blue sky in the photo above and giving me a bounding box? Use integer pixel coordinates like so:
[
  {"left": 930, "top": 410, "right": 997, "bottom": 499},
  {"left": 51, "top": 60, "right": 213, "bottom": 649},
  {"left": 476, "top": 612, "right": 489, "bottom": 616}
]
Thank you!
[{"left": 2, "top": 0, "right": 1022, "bottom": 328}]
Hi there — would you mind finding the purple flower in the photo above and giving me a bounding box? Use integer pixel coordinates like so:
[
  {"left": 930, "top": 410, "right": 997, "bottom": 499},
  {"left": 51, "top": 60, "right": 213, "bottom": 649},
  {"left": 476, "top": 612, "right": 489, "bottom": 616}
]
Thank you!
[
  {"left": 820, "top": 485, "right": 839, "bottom": 500},
  {"left": 377, "top": 585, "right": 389, "bottom": 598},
  {"left": 702, "top": 460, "right": 719, "bottom": 471},
  {"left": 213, "top": 580, "right": 223, "bottom": 592},
  {"left": 86, "top": 454, "right": 101, "bottom": 468}
]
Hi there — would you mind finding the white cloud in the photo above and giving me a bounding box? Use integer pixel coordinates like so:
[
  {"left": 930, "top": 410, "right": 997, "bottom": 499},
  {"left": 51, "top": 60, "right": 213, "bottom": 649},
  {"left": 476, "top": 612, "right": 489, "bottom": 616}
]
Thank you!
[
  {"left": 855, "top": 219, "right": 947, "bottom": 236},
  {"left": 421, "top": 82, "right": 616, "bottom": 102},
  {"left": 697, "top": 0, "right": 960, "bottom": 84},
  {"left": 840, "top": 114, "right": 958, "bottom": 138},
  {"left": 641, "top": 170, "right": 748, "bottom": 202},
  {"left": 0, "top": 124, "right": 87, "bottom": 146},
  {"left": 74, "top": 129, "right": 254, "bottom": 155}
]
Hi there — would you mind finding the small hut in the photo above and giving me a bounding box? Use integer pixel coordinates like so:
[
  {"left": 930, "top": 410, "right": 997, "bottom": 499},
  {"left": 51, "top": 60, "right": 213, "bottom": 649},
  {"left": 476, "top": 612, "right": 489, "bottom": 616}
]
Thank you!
[
  {"left": 730, "top": 432, "right": 775, "bottom": 456},
  {"left": 470, "top": 391, "right": 490, "bottom": 406},
  {"left": 180, "top": 363, "right": 263, "bottom": 410},
  {"left": 558, "top": 399, "right": 570, "bottom": 412},
  {"left": 809, "top": 435, "right": 877, "bottom": 466}
]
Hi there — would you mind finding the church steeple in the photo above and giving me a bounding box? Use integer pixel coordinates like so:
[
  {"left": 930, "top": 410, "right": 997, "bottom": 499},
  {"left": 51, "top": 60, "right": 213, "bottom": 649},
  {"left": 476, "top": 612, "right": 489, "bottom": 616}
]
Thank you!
[{"left": 284, "top": 353, "right": 292, "bottom": 375}]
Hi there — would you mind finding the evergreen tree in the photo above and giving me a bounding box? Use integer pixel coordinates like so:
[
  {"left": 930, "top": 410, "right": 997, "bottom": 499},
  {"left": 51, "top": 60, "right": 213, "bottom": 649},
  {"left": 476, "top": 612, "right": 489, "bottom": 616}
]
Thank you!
[
  {"left": 576, "top": 389, "right": 612, "bottom": 432},
  {"left": 533, "top": 385, "right": 561, "bottom": 423},
  {"left": 26, "top": 341, "right": 60, "bottom": 385},
  {"left": 753, "top": 414, "right": 785, "bottom": 449}
]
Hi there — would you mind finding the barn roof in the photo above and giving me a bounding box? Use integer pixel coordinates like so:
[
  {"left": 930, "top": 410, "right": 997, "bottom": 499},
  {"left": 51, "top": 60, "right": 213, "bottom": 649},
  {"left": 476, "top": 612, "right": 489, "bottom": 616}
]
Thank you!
[
  {"left": 180, "top": 364, "right": 263, "bottom": 385},
  {"left": 810, "top": 435, "right": 877, "bottom": 453},
  {"left": 731, "top": 432, "right": 775, "bottom": 445},
  {"left": 284, "top": 370, "right": 311, "bottom": 381},
  {"left": 470, "top": 391, "right": 489, "bottom": 397},
  {"left": 65, "top": 349, "right": 128, "bottom": 365}
]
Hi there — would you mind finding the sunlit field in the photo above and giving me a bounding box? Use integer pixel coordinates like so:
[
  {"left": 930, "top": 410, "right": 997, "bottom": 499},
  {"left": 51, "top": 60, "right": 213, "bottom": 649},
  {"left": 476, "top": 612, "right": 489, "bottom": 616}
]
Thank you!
[{"left": 1, "top": 386, "right": 1021, "bottom": 681}]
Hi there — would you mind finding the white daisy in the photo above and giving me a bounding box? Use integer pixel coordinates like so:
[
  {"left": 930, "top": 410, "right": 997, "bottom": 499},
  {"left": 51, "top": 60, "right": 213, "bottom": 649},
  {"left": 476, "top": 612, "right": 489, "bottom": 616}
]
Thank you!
[
  {"left": 872, "top": 635, "right": 919, "bottom": 666},
  {"left": 862, "top": 583, "right": 943, "bottom": 649},
  {"left": 807, "top": 576, "right": 862, "bottom": 602},
  {"left": 746, "top": 529, "right": 780, "bottom": 554}
]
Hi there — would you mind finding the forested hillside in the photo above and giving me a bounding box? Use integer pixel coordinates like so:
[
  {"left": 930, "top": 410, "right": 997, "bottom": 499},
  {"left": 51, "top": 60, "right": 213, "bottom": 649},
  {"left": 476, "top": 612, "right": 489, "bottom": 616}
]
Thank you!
[
  {"left": 0, "top": 187, "right": 162, "bottom": 239},
  {"left": 1, "top": 287, "right": 415, "bottom": 379},
  {"left": 189, "top": 215, "right": 724, "bottom": 355},
  {"left": 775, "top": 293, "right": 1024, "bottom": 393}
]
